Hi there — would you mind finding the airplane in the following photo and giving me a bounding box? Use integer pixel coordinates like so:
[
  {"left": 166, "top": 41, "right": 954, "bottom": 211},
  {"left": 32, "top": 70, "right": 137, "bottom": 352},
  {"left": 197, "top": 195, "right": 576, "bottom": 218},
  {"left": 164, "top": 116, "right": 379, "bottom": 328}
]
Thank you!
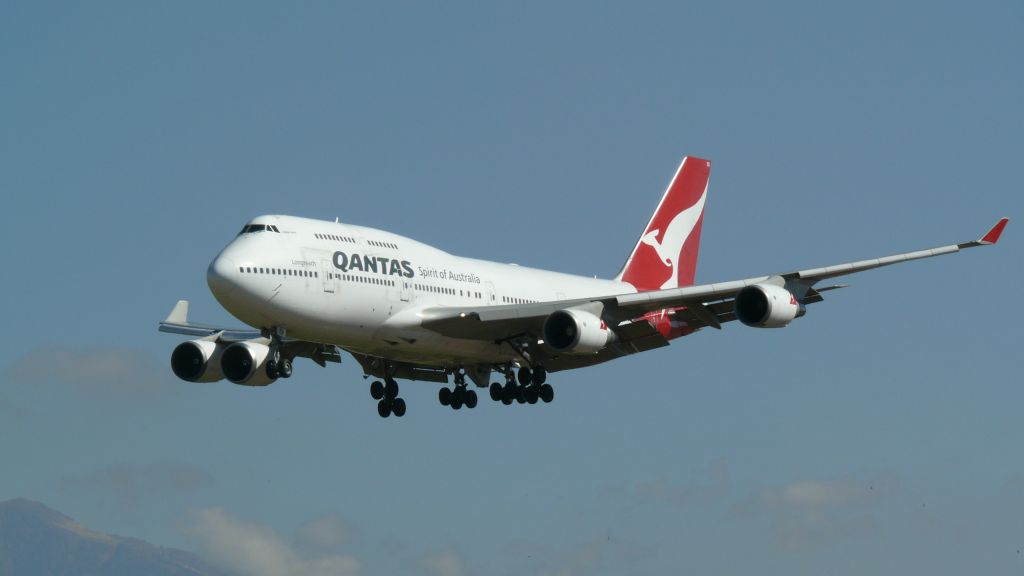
[{"left": 159, "top": 156, "right": 1009, "bottom": 418}]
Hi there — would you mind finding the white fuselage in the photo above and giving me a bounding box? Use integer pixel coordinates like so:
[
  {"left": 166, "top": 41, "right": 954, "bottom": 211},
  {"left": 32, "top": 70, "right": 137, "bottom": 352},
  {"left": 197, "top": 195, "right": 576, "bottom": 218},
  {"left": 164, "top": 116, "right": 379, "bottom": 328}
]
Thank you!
[{"left": 207, "top": 215, "right": 635, "bottom": 367}]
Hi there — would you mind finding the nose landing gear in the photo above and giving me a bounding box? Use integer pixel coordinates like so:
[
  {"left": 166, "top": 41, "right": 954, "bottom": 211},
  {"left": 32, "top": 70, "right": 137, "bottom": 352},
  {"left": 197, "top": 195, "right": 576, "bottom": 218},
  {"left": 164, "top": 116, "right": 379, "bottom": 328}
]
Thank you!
[{"left": 264, "top": 327, "right": 293, "bottom": 380}]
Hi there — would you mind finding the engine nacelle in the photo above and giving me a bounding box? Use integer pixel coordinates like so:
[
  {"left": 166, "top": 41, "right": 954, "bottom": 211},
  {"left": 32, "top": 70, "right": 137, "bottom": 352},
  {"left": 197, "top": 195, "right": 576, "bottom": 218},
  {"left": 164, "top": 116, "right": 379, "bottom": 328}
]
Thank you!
[
  {"left": 170, "top": 340, "right": 225, "bottom": 382},
  {"left": 734, "top": 283, "right": 805, "bottom": 328},
  {"left": 221, "top": 341, "right": 275, "bottom": 386},
  {"left": 543, "top": 308, "right": 615, "bottom": 354}
]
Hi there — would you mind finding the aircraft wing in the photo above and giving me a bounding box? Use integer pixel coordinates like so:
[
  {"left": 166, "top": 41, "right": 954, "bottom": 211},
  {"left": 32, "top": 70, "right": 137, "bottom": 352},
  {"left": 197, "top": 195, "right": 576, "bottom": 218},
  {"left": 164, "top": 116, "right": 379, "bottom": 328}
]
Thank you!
[
  {"left": 158, "top": 301, "right": 342, "bottom": 366},
  {"left": 158, "top": 300, "right": 262, "bottom": 340},
  {"left": 420, "top": 217, "right": 1009, "bottom": 340}
]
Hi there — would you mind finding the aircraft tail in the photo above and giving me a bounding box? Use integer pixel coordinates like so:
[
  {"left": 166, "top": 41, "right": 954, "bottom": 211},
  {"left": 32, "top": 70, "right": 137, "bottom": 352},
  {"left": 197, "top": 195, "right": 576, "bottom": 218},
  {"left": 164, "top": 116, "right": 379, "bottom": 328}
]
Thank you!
[{"left": 615, "top": 156, "right": 711, "bottom": 291}]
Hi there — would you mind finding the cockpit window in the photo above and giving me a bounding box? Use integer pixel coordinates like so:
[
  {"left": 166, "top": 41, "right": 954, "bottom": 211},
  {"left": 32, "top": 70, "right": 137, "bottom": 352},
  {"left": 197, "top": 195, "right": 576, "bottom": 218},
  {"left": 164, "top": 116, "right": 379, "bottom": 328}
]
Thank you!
[{"left": 237, "top": 224, "right": 280, "bottom": 235}]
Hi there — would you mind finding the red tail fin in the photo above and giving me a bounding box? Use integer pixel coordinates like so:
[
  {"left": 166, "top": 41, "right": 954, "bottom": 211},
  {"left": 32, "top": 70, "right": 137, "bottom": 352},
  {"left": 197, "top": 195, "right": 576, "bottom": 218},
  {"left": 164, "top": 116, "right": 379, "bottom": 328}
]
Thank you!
[{"left": 616, "top": 156, "right": 711, "bottom": 291}]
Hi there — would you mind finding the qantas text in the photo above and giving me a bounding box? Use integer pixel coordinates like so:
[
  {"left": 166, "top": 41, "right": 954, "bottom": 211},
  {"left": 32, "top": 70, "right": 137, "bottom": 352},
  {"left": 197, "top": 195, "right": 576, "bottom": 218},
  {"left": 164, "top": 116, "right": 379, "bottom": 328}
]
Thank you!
[{"left": 333, "top": 252, "right": 414, "bottom": 278}]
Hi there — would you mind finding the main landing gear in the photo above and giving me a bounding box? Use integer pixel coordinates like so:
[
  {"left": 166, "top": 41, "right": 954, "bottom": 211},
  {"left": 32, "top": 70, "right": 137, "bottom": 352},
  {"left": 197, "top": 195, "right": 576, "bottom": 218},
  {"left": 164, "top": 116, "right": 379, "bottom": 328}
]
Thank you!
[
  {"left": 370, "top": 377, "right": 406, "bottom": 418},
  {"left": 489, "top": 365, "right": 553, "bottom": 406},
  {"left": 438, "top": 370, "right": 478, "bottom": 411}
]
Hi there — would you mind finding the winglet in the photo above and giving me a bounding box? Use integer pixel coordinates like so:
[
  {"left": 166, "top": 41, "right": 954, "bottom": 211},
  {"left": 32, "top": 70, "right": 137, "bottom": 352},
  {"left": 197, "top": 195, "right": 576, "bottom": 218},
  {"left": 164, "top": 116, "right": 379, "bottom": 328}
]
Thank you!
[
  {"left": 958, "top": 218, "right": 1009, "bottom": 249},
  {"left": 164, "top": 300, "right": 190, "bottom": 324},
  {"left": 980, "top": 217, "right": 1009, "bottom": 245}
]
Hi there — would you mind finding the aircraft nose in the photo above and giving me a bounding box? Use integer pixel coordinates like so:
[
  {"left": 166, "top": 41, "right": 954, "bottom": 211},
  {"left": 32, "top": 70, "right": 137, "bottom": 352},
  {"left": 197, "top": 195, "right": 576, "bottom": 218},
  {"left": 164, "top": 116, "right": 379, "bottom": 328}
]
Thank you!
[{"left": 207, "top": 253, "right": 238, "bottom": 297}]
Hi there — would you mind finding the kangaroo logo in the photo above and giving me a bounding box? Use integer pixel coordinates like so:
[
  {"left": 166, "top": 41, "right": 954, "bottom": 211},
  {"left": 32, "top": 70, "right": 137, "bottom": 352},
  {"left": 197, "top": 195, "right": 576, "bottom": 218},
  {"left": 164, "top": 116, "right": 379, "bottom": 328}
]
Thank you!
[{"left": 640, "top": 187, "right": 707, "bottom": 289}]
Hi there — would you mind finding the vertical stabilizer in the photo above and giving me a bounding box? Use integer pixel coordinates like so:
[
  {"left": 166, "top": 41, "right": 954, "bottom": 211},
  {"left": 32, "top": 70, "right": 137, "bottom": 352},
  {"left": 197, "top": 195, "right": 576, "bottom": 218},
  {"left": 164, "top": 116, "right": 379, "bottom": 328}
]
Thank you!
[{"left": 616, "top": 156, "right": 711, "bottom": 291}]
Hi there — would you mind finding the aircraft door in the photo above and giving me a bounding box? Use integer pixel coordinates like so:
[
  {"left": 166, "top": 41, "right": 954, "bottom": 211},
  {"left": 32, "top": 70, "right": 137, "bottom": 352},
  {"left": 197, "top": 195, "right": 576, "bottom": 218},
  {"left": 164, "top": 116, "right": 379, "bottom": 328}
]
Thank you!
[
  {"left": 400, "top": 278, "right": 412, "bottom": 302},
  {"left": 485, "top": 281, "right": 497, "bottom": 305},
  {"left": 321, "top": 259, "right": 336, "bottom": 293}
]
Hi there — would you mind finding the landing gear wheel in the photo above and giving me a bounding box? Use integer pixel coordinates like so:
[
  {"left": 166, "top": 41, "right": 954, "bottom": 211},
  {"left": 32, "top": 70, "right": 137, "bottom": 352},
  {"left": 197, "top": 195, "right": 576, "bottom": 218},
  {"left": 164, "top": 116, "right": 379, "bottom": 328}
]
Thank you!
[
  {"left": 439, "top": 387, "right": 452, "bottom": 406},
  {"left": 539, "top": 383, "right": 554, "bottom": 403},
  {"left": 501, "top": 395, "right": 513, "bottom": 405},
  {"left": 377, "top": 399, "right": 392, "bottom": 418},
  {"left": 515, "top": 386, "right": 526, "bottom": 404},
  {"left": 517, "top": 367, "right": 533, "bottom": 386},
  {"left": 533, "top": 366, "right": 546, "bottom": 384},
  {"left": 451, "top": 393, "right": 464, "bottom": 410},
  {"left": 392, "top": 398, "right": 407, "bottom": 417},
  {"left": 384, "top": 379, "right": 399, "bottom": 399},
  {"left": 489, "top": 383, "right": 502, "bottom": 401},
  {"left": 279, "top": 358, "right": 293, "bottom": 378},
  {"left": 465, "top": 389, "right": 478, "bottom": 409},
  {"left": 525, "top": 385, "right": 539, "bottom": 404},
  {"left": 266, "top": 360, "right": 279, "bottom": 379},
  {"left": 370, "top": 381, "right": 385, "bottom": 400}
]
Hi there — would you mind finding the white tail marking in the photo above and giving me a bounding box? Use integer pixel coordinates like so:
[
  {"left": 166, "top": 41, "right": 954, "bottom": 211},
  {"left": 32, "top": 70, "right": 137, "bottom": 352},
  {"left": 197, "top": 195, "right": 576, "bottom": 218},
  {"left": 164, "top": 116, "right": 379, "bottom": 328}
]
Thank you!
[{"left": 639, "top": 186, "right": 707, "bottom": 289}]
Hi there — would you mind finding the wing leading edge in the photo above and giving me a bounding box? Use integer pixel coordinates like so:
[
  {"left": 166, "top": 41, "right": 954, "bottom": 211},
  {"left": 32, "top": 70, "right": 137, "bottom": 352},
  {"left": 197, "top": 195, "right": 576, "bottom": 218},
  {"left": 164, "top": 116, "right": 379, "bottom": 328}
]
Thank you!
[
  {"left": 158, "top": 300, "right": 342, "bottom": 366},
  {"left": 158, "top": 300, "right": 263, "bottom": 340},
  {"left": 419, "top": 217, "right": 1009, "bottom": 340}
]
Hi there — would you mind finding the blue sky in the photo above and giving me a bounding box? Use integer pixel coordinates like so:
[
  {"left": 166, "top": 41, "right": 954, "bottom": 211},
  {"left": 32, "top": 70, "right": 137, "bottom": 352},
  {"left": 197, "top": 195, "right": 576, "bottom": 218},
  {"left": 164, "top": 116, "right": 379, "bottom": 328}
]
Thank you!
[{"left": 1, "top": 1, "right": 1021, "bottom": 575}]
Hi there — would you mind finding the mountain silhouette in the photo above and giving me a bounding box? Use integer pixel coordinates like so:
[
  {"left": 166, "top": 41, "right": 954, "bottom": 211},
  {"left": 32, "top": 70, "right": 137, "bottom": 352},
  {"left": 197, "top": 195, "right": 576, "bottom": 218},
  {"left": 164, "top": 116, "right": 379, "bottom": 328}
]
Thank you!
[{"left": 0, "top": 498, "right": 231, "bottom": 576}]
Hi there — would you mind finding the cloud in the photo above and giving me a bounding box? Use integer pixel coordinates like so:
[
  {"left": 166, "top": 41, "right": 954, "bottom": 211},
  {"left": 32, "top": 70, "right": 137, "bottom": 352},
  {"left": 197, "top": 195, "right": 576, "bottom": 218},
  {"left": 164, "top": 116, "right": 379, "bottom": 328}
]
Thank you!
[
  {"left": 759, "top": 480, "right": 870, "bottom": 508},
  {"left": 61, "top": 459, "right": 214, "bottom": 518},
  {"left": 736, "top": 474, "right": 899, "bottom": 551},
  {"left": 635, "top": 458, "right": 729, "bottom": 506},
  {"left": 188, "top": 508, "right": 360, "bottom": 576},
  {"left": 294, "top": 513, "right": 350, "bottom": 555},
  {"left": 63, "top": 462, "right": 214, "bottom": 507},
  {"left": 530, "top": 537, "right": 652, "bottom": 576},
  {"left": 750, "top": 474, "right": 899, "bottom": 511},
  {"left": 421, "top": 549, "right": 465, "bottom": 576},
  {"left": 5, "top": 347, "right": 176, "bottom": 395}
]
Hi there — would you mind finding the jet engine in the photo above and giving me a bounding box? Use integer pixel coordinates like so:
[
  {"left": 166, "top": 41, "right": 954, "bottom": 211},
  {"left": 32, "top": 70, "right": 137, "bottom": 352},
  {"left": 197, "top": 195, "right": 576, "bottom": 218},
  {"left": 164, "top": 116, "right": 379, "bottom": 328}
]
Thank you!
[
  {"left": 170, "top": 340, "right": 225, "bottom": 383},
  {"left": 543, "top": 308, "right": 615, "bottom": 354},
  {"left": 734, "top": 283, "right": 805, "bottom": 328},
  {"left": 221, "top": 341, "right": 275, "bottom": 386}
]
